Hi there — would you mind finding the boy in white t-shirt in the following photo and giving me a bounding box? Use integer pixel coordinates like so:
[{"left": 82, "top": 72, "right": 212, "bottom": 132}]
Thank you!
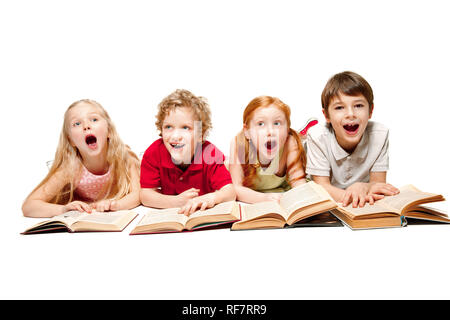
[{"left": 306, "top": 71, "right": 399, "bottom": 208}]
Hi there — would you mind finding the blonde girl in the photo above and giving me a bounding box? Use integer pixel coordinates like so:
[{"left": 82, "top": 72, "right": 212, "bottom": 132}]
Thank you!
[
  {"left": 229, "top": 96, "right": 307, "bottom": 203},
  {"left": 22, "top": 99, "right": 140, "bottom": 218}
]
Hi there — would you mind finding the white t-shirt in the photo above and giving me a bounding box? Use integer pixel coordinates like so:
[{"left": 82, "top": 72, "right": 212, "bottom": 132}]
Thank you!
[{"left": 305, "top": 121, "right": 389, "bottom": 189}]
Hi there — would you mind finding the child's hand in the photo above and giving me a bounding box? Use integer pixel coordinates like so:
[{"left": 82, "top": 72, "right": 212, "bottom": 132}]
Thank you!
[
  {"left": 342, "top": 182, "right": 371, "bottom": 208},
  {"left": 63, "top": 201, "right": 93, "bottom": 213},
  {"left": 178, "top": 193, "right": 216, "bottom": 216},
  {"left": 364, "top": 183, "right": 400, "bottom": 205},
  {"left": 368, "top": 183, "right": 400, "bottom": 197},
  {"left": 176, "top": 188, "right": 200, "bottom": 207},
  {"left": 264, "top": 193, "right": 283, "bottom": 203},
  {"left": 92, "top": 199, "right": 119, "bottom": 212}
]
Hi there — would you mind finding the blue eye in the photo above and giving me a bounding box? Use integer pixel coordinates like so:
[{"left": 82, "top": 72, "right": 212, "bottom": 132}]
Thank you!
[
  {"left": 73, "top": 121, "right": 81, "bottom": 127},
  {"left": 164, "top": 125, "right": 172, "bottom": 130},
  {"left": 274, "top": 121, "right": 281, "bottom": 126},
  {"left": 92, "top": 118, "right": 98, "bottom": 122},
  {"left": 183, "top": 126, "right": 190, "bottom": 130}
]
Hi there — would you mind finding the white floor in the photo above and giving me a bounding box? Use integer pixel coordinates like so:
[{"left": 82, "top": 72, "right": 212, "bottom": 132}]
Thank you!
[{"left": 4, "top": 204, "right": 449, "bottom": 300}]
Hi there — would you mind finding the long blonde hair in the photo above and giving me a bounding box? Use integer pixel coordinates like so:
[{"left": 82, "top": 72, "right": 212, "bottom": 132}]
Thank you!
[
  {"left": 28, "top": 99, "right": 140, "bottom": 204},
  {"left": 236, "top": 96, "right": 306, "bottom": 188}
]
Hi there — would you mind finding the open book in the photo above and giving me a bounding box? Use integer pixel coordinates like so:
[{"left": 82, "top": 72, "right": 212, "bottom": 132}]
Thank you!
[
  {"left": 129, "top": 201, "right": 240, "bottom": 235},
  {"left": 22, "top": 210, "right": 138, "bottom": 234},
  {"left": 231, "top": 181, "right": 338, "bottom": 230},
  {"left": 332, "top": 185, "right": 447, "bottom": 230}
]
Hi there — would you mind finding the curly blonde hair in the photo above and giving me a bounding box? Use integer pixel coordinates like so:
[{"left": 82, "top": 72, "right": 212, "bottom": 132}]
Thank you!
[{"left": 155, "top": 89, "right": 212, "bottom": 140}]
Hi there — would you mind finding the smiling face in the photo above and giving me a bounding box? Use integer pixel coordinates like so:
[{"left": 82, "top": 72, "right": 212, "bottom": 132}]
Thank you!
[
  {"left": 324, "top": 92, "right": 373, "bottom": 153},
  {"left": 66, "top": 102, "right": 109, "bottom": 159},
  {"left": 161, "top": 106, "right": 202, "bottom": 166},
  {"left": 244, "top": 105, "right": 289, "bottom": 165}
]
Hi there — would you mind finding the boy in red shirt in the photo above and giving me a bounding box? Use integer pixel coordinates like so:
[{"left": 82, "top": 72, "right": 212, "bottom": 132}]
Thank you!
[{"left": 140, "top": 89, "right": 236, "bottom": 215}]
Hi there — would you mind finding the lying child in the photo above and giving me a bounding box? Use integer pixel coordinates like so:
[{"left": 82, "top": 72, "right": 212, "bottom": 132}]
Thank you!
[
  {"left": 140, "top": 89, "right": 236, "bottom": 215},
  {"left": 306, "top": 71, "right": 399, "bottom": 207}
]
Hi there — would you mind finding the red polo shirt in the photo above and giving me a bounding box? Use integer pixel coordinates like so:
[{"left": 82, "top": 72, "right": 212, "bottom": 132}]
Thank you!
[{"left": 140, "top": 139, "right": 232, "bottom": 195}]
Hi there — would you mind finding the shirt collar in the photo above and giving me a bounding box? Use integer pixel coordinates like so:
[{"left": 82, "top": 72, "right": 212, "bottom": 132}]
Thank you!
[{"left": 330, "top": 127, "right": 369, "bottom": 161}]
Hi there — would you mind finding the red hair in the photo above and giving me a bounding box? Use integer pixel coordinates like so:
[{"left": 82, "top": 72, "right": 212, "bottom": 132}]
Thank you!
[{"left": 236, "top": 96, "right": 306, "bottom": 188}]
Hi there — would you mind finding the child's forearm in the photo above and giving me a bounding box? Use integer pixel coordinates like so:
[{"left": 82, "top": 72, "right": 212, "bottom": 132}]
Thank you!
[
  {"left": 320, "top": 184, "right": 346, "bottom": 203},
  {"left": 140, "top": 188, "right": 181, "bottom": 208},
  {"left": 312, "top": 177, "right": 346, "bottom": 203},
  {"left": 113, "top": 190, "right": 140, "bottom": 211},
  {"left": 234, "top": 184, "right": 272, "bottom": 204},
  {"left": 213, "top": 184, "right": 236, "bottom": 204},
  {"left": 22, "top": 199, "right": 65, "bottom": 218}
]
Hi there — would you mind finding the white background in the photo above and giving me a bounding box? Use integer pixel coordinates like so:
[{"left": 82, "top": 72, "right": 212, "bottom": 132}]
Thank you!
[{"left": 1, "top": 0, "right": 449, "bottom": 299}]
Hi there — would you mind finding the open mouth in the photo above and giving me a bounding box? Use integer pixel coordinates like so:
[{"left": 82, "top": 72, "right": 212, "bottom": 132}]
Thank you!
[
  {"left": 265, "top": 140, "right": 278, "bottom": 152},
  {"left": 170, "top": 143, "right": 185, "bottom": 149},
  {"left": 343, "top": 124, "right": 359, "bottom": 134},
  {"left": 85, "top": 134, "right": 98, "bottom": 149}
]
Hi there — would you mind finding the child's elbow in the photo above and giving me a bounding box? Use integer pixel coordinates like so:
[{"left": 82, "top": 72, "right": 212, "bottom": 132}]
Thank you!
[
  {"left": 224, "top": 184, "right": 237, "bottom": 201},
  {"left": 140, "top": 188, "right": 154, "bottom": 207},
  {"left": 22, "top": 201, "right": 32, "bottom": 217}
]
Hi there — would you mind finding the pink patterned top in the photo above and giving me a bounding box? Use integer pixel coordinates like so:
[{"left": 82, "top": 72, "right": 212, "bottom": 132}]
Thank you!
[{"left": 75, "top": 165, "right": 111, "bottom": 201}]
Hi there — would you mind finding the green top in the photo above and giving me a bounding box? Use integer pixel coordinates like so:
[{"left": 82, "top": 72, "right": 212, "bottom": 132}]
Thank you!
[{"left": 253, "top": 148, "right": 291, "bottom": 193}]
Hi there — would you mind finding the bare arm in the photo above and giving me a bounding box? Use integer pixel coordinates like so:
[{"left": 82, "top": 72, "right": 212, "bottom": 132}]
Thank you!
[
  {"left": 22, "top": 171, "right": 92, "bottom": 218},
  {"left": 178, "top": 183, "right": 236, "bottom": 215},
  {"left": 311, "top": 175, "right": 346, "bottom": 203},
  {"left": 313, "top": 172, "right": 399, "bottom": 208},
  {"left": 229, "top": 137, "right": 277, "bottom": 203},
  {"left": 95, "top": 163, "right": 141, "bottom": 211}
]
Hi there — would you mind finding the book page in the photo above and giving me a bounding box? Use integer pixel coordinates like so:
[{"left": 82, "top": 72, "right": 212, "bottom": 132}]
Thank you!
[
  {"left": 377, "top": 185, "right": 439, "bottom": 212},
  {"left": 280, "top": 182, "right": 329, "bottom": 214},
  {"left": 338, "top": 202, "right": 396, "bottom": 219},
  {"left": 50, "top": 210, "right": 89, "bottom": 226},
  {"left": 137, "top": 208, "right": 188, "bottom": 227},
  {"left": 188, "top": 201, "right": 235, "bottom": 219},
  {"left": 77, "top": 210, "right": 131, "bottom": 225},
  {"left": 241, "top": 201, "right": 287, "bottom": 221}
]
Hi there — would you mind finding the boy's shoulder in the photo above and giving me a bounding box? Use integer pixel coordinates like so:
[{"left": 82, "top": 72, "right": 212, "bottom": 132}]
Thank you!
[
  {"left": 307, "top": 123, "right": 333, "bottom": 142},
  {"left": 366, "top": 121, "right": 389, "bottom": 135},
  {"left": 143, "top": 138, "right": 165, "bottom": 159}
]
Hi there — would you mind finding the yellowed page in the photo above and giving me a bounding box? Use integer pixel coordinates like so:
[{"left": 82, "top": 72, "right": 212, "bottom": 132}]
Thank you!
[
  {"left": 188, "top": 201, "right": 236, "bottom": 219},
  {"left": 377, "top": 185, "right": 441, "bottom": 213},
  {"left": 137, "top": 208, "right": 188, "bottom": 227},
  {"left": 241, "top": 201, "right": 288, "bottom": 221},
  {"left": 337, "top": 202, "right": 397, "bottom": 219},
  {"left": 50, "top": 210, "right": 89, "bottom": 226},
  {"left": 77, "top": 210, "right": 133, "bottom": 225},
  {"left": 280, "top": 181, "right": 331, "bottom": 215}
]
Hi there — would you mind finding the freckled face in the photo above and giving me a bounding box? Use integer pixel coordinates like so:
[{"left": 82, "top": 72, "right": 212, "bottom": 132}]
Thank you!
[
  {"left": 244, "top": 105, "right": 289, "bottom": 164},
  {"left": 325, "top": 92, "right": 372, "bottom": 153},
  {"left": 162, "top": 107, "right": 202, "bottom": 165}
]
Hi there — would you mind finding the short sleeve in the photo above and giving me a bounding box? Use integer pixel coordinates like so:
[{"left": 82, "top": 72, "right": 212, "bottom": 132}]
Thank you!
[
  {"left": 140, "top": 142, "right": 162, "bottom": 189},
  {"left": 205, "top": 144, "right": 232, "bottom": 191},
  {"left": 305, "top": 130, "right": 331, "bottom": 177},
  {"left": 371, "top": 130, "right": 389, "bottom": 172}
]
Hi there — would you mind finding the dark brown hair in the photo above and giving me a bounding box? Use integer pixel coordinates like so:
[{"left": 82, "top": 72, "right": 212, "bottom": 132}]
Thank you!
[{"left": 321, "top": 71, "right": 374, "bottom": 116}]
